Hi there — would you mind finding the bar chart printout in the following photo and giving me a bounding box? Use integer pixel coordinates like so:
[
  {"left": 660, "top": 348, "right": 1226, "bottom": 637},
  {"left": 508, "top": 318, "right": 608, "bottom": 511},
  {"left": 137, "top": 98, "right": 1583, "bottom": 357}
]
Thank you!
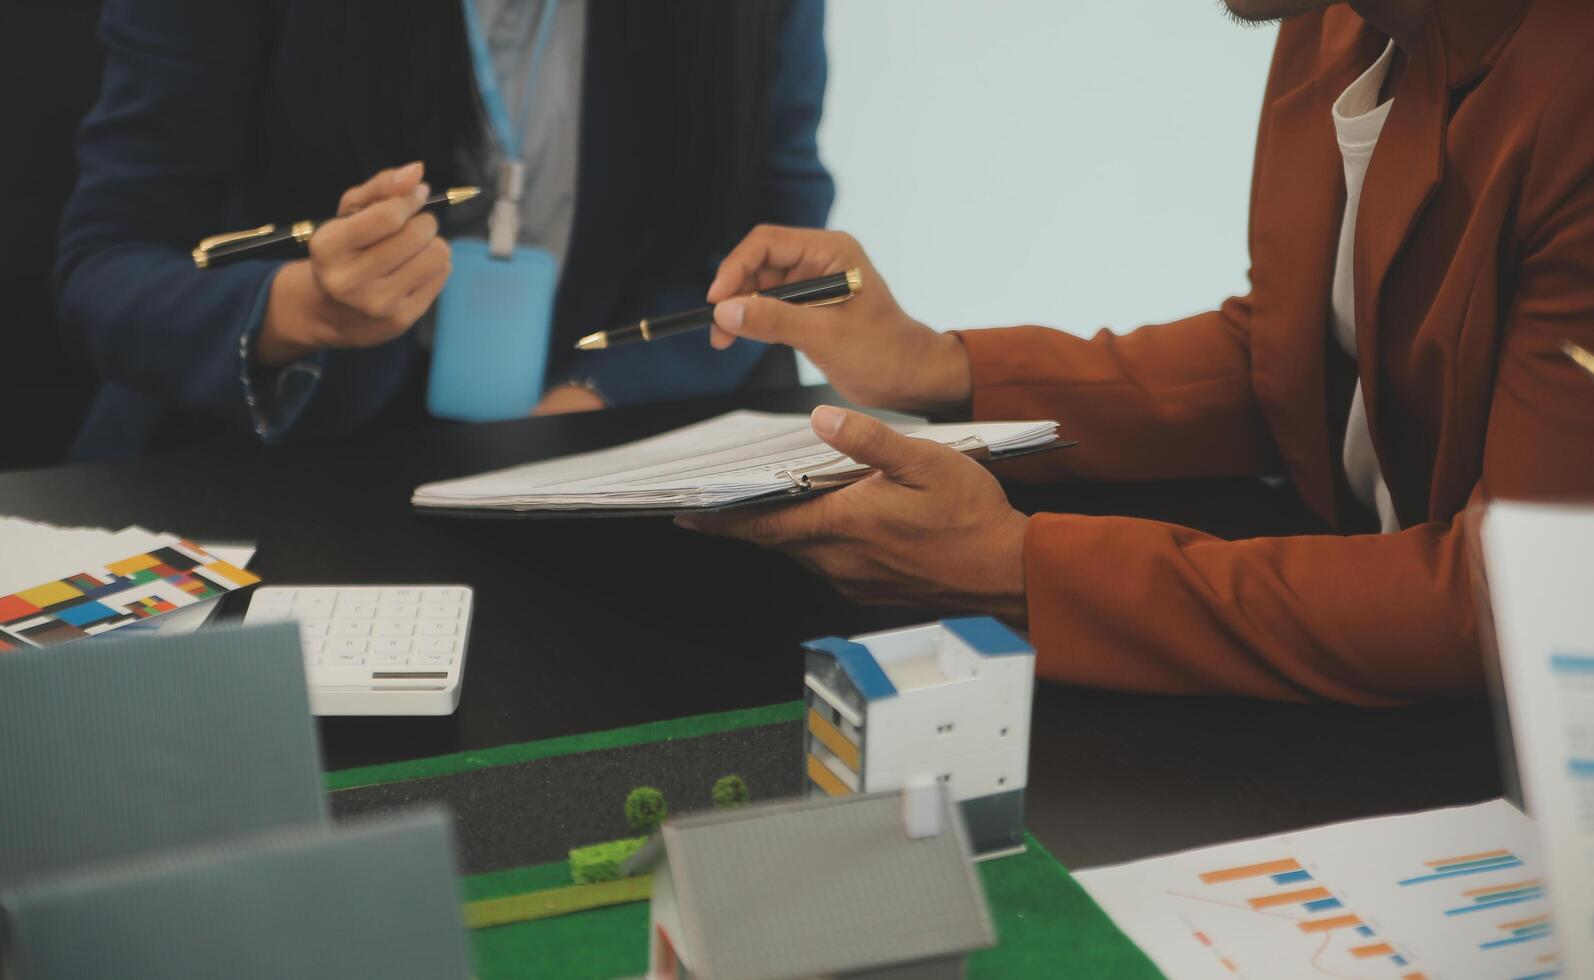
[
  {"left": 1481, "top": 502, "right": 1594, "bottom": 978},
  {"left": 1077, "top": 800, "right": 1560, "bottom": 979}
]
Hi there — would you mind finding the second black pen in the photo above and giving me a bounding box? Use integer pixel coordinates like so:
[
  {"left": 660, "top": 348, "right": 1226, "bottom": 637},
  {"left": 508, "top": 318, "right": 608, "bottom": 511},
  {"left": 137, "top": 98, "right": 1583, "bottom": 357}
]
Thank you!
[{"left": 573, "top": 268, "right": 862, "bottom": 351}]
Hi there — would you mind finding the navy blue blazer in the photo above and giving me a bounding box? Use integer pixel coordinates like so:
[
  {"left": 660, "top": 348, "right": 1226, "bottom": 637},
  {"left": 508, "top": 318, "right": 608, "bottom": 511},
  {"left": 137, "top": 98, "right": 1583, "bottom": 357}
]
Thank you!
[{"left": 58, "top": 0, "right": 833, "bottom": 459}]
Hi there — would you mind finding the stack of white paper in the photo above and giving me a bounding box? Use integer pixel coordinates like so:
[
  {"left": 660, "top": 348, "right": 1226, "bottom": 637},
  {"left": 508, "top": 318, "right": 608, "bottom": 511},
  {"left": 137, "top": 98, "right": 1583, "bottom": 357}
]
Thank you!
[{"left": 412, "top": 410, "right": 1060, "bottom": 513}]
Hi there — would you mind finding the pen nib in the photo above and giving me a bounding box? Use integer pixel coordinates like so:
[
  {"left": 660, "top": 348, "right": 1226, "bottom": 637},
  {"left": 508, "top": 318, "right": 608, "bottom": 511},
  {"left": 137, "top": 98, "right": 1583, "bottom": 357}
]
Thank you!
[
  {"left": 575, "top": 331, "right": 608, "bottom": 351},
  {"left": 1565, "top": 340, "right": 1594, "bottom": 378},
  {"left": 445, "top": 186, "right": 482, "bottom": 205}
]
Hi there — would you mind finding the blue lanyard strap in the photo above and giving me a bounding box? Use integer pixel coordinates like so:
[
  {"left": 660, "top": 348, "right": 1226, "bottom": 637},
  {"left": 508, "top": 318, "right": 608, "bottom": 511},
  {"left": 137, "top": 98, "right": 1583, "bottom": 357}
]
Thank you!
[{"left": 462, "top": 0, "right": 561, "bottom": 161}]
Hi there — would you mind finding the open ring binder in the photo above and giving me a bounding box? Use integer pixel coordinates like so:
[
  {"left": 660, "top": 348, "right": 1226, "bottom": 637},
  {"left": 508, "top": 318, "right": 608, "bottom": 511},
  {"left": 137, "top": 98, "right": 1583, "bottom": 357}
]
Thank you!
[
  {"left": 778, "top": 436, "right": 997, "bottom": 494},
  {"left": 412, "top": 412, "right": 1069, "bottom": 520}
]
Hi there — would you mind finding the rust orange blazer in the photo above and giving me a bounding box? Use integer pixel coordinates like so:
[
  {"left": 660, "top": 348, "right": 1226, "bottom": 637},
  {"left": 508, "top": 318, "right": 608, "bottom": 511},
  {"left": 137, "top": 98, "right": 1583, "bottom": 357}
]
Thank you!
[{"left": 958, "top": 0, "right": 1594, "bottom": 704}]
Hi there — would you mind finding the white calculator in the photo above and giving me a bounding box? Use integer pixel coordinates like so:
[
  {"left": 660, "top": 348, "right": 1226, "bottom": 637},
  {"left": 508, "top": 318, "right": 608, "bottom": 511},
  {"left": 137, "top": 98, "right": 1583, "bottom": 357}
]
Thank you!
[{"left": 242, "top": 585, "right": 472, "bottom": 716}]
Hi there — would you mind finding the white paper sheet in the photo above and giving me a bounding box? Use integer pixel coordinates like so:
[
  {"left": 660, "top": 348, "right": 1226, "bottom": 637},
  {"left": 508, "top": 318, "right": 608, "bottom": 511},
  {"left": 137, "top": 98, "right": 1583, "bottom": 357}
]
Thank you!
[
  {"left": 1482, "top": 501, "right": 1594, "bottom": 978},
  {"left": 411, "top": 410, "right": 1060, "bottom": 512},
  {"left": 1078, "top": 800, "right": 1562, "bottom": 979},
  {"left": 0, "top": 518, "right": 169, "bottom": 597}
]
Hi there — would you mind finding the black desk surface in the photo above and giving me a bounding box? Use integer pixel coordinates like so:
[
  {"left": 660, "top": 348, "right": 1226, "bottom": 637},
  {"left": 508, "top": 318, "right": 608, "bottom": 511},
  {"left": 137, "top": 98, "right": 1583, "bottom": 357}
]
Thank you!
[{"left": 0, "top": 385, "right": 1502, "bottom": 870}]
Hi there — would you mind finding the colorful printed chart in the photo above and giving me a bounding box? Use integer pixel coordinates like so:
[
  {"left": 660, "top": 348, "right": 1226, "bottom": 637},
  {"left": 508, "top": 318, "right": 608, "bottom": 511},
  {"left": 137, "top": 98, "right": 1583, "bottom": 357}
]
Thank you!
[
  {"left": 1078, "top": 800, "right": 1562, "bottom": 980},
  {"left": 0, "top": 540, "right": 257, "bottom": 649}
]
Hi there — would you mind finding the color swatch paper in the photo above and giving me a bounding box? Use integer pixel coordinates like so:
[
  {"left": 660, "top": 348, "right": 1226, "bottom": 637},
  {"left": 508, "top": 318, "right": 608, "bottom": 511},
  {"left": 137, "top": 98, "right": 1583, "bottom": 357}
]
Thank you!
[{"left": 0, "top": 534, "right": 258, "bottom": 649}]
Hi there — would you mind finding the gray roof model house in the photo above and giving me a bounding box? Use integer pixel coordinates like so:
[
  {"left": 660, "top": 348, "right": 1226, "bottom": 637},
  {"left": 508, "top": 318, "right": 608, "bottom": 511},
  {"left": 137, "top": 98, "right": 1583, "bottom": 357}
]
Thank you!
[{"left": 622, "top": 781, "right": 995, "bottom": 980}]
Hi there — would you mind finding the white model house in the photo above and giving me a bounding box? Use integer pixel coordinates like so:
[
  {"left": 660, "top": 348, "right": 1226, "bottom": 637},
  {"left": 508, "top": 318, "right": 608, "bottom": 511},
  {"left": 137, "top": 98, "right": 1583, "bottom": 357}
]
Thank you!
[{"left": 801, "top": 617, "right": 1035, "bottom": 857}]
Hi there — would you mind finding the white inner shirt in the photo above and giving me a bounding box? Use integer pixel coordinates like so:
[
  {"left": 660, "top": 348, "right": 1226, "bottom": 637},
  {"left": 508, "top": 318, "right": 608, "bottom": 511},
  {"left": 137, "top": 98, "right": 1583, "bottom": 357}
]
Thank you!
[{"left": 1331, "top": 40, "right": 1400, "bottom": 533}]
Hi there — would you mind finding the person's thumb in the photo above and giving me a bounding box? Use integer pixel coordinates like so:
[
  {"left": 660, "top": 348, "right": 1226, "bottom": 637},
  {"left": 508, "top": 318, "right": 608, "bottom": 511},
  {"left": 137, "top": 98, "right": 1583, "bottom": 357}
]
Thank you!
[
  {"left": 811, "top": 406, "right": 940, "bottom": 482},
  {"left": 714, "top": 295, "right": 829, "bottom": 352},
  {"left": 339, "top": 161, "right": 424, "bottom": 216}
]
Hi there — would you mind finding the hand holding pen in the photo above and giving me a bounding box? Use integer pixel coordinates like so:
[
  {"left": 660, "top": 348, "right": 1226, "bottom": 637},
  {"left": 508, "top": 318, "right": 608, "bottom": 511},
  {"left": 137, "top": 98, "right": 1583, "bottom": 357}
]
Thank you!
[
  {"left": 698, "top": 226, "right": 974, "bottom": 417},
  {"left": 239, "top": 163, "right": 463, "bottom": 368}
]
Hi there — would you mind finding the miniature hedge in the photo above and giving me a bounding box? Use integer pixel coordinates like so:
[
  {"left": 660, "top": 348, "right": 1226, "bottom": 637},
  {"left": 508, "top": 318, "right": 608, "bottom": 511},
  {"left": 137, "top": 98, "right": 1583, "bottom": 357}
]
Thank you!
[
  {"left": 568, "top": 836, "right": 649, "bottom": 885},
  {"left": 712, "top": 774, "right": 749, "bottom": 809}
]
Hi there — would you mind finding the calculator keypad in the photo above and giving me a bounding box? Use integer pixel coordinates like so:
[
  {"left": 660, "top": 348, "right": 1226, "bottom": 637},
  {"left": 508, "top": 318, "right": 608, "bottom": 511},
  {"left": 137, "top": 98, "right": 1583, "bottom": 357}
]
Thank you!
[{"left": 245, "top": 586, "right": 471, "bottom": 674}]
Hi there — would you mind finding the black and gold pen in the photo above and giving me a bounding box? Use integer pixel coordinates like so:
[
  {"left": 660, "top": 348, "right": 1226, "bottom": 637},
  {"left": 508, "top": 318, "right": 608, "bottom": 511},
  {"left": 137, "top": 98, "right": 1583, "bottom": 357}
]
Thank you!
[
  {"left": 575, "top": 268, "right": 862, "bottom": 351},
  {"left": 191, "top": 186, "right": 482, "bottom": 270}
]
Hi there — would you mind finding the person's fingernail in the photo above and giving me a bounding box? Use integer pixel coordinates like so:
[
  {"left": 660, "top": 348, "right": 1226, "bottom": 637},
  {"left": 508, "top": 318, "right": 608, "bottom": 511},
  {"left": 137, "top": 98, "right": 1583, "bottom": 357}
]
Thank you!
[
  {"left": 394, "top": 162, "right": 423, "bottom": 187},
  {"left": 673, "top": 516, "right": 699, "bottom": 531},
  {"left": 412, "top": 182, "right": 431, "bottom": 203},
  {"left": 715, "top": 301, "right": 746, "bottom": 334},
  {"left": 811, "top": 405, "right": 845, "bottom": 438}
]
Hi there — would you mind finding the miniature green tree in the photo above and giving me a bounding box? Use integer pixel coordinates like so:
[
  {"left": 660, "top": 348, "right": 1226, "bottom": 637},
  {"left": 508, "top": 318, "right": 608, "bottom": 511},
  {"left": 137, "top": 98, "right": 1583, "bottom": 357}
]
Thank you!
[
  {"left": 712, "top": 774, "right": 750, "bottom": 809},
  {"left": 625, "top": 786, "right": 668, "bottom": 836}
]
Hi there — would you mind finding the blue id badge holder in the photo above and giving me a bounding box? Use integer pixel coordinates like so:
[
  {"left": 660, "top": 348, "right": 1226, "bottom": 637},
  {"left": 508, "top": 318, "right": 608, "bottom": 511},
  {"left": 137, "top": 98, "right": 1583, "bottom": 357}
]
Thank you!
[
  {"left": 429, "top": 0, "right": 560, "bottom": 422},
  {"left": 428, "top": 167, "right": 557, "bottom": 421}
]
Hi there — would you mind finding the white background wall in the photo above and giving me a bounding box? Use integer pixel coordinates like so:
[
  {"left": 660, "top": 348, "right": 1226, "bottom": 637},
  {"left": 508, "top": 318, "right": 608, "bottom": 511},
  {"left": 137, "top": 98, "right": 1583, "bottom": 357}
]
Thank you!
[{"left": 804, "top": 1, "right": 1278, "bottom": 382}]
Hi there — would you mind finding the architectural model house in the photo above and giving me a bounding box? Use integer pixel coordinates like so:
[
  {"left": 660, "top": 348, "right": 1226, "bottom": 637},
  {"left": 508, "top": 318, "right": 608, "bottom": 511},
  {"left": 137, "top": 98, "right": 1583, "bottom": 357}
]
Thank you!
[
  {"left": 623, "top": 781, "right": 994, "bottom": 980},
  {"left": 801, "top": 617, "right": 1034, "bottom": 857}
]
